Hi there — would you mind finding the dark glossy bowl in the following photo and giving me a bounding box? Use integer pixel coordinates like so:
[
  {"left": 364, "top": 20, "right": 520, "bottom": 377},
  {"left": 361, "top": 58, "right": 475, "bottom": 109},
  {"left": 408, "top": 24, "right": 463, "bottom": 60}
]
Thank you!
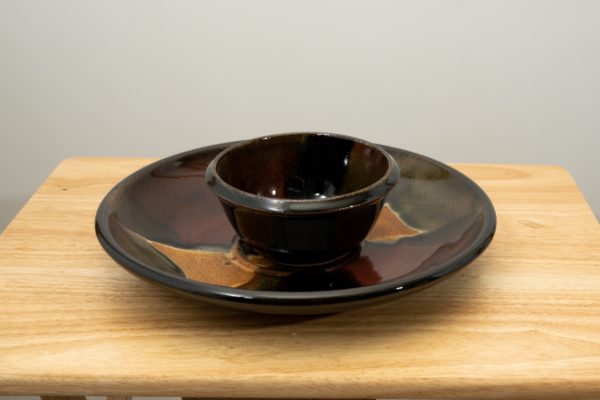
[{"left": 205, "top": 132, "right": 400, "bottom": 267}]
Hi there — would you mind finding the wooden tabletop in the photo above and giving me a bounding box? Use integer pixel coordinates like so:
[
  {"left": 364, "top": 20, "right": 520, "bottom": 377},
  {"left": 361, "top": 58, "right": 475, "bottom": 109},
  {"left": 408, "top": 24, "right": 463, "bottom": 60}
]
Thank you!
[{"left": 1, "top": 158, "right": 599, "bottom": 399}]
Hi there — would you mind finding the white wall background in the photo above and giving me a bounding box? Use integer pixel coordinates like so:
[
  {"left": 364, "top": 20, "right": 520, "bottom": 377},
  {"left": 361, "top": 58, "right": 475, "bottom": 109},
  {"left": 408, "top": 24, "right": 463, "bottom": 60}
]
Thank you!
[{"left": 1, "top": 0, "right": 599, "bottom": 232}]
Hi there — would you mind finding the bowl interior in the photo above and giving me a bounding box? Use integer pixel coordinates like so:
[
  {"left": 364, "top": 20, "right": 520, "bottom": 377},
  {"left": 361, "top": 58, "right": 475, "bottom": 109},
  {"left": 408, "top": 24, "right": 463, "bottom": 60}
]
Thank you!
[{"left": 215, "top": 134, "right": 389, "bottom": 200}]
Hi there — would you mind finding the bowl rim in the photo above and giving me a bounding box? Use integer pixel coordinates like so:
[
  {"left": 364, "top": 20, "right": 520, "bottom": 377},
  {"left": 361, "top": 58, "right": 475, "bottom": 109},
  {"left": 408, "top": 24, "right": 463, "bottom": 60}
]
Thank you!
[{"left": 205, "top": 132, "right": 400, "bottom": 213}]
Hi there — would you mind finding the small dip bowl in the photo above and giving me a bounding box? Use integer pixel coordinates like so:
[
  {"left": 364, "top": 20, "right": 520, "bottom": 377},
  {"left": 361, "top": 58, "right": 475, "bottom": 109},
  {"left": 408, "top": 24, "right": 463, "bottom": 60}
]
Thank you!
[{"left": 205, "top": 132, "right": 399, "bottom": 267}]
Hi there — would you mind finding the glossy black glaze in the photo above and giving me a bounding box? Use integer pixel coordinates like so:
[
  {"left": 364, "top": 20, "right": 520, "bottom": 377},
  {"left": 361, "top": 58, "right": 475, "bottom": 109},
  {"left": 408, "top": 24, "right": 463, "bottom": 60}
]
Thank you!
[
  {"left": 221, "top": 197, "right": 384, "bottom": 266},
  {"left": 95, "top": 140, "right": 496, "bottom": 315},
  {"left": 205, "top": 133, "right": 399, "bottom": 267},
  {"left": 212, "top": 133, "right": 391, "bottom": 201}
]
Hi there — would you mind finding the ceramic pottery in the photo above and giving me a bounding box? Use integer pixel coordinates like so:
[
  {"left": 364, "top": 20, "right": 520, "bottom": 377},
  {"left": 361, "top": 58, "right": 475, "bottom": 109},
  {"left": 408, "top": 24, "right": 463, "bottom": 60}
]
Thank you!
[
  {"left": 205, "top": 133, "right": 399, "bottom": 267},
  {"left": 95, "top": 141, "right": 496, "bottom": 314}
]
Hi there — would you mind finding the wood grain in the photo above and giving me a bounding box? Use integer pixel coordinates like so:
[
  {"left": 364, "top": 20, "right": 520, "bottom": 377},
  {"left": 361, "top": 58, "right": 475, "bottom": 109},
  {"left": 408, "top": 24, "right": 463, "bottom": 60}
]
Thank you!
[
  {"left": 41, "top": 397, "right": 86, "bottom": 400},
  {"left": 0, "top": 158, "right": 599, "bottom": 399}
]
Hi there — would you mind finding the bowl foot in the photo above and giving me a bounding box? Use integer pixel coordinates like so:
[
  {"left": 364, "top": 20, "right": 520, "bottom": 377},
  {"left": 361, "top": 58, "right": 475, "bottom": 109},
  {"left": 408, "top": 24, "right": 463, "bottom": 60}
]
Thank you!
[{"left": 237, "top": 239, "right": 360, "bottom": 273}]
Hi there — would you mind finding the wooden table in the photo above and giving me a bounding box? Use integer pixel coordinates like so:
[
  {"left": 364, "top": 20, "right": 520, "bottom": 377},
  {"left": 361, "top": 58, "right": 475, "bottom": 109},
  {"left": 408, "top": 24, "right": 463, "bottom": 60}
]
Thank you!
[{"left": 1, "top": 158, "right": 599, "bottom": 400}]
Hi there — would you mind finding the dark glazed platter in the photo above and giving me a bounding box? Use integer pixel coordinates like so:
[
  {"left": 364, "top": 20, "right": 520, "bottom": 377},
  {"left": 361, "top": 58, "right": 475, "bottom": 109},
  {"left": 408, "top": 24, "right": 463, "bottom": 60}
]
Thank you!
[{"left": 95, "top": 142, "right": 496, "bottom": 314}]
